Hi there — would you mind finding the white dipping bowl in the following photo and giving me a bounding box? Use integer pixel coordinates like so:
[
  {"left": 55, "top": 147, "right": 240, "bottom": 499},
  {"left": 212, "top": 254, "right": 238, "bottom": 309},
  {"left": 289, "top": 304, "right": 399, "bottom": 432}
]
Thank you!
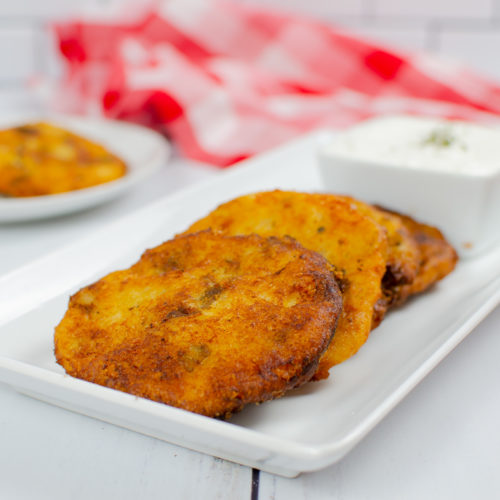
[{"left": 318, "top": 116, "right": 500, "bottom": 257}]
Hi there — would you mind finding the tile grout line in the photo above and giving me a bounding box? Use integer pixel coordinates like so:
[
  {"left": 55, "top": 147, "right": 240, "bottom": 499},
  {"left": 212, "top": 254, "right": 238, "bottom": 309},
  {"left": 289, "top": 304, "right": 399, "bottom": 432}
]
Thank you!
[{"left": 251, "top": 468, "right": 260, "bottom": 500}]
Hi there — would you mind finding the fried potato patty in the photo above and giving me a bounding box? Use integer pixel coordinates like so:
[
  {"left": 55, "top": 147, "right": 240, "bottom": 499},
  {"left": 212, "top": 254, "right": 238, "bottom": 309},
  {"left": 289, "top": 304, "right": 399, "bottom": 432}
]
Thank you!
[
  {"left": 54, "top": 231, "right": 342, "bottom": 418},
  {"left": 185, "top": 191, "right": 388, "bottom": 378},
  {"left": 377, "top": 210, "right": 458, "bottom": 309},
  {"left": 364, "top": 205, "right": 421, "bottom": 288},
  {"left": 340, "top": 198, "right": 422, "bottom": 327},
  {"left": 0, "top": 122, "right": 126, "bottom": 197}
]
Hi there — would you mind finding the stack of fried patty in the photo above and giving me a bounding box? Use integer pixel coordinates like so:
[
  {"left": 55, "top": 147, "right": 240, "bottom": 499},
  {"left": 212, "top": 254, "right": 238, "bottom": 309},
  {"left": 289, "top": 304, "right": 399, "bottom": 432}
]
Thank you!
[{"left": 54, "top": 191, "right": 457, "bottom": 418}]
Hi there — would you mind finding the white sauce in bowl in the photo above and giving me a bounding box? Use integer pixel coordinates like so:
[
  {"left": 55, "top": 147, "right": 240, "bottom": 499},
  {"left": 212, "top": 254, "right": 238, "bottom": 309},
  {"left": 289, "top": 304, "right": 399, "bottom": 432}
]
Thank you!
[{"left": 327, "top": 116, "right": 500, "bottom": 175}]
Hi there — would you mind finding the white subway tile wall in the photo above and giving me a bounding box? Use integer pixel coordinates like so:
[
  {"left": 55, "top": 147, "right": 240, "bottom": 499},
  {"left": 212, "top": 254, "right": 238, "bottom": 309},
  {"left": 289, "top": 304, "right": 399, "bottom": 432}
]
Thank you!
[
  {"left": 374, "top": 0, "right": 495, "bottom": 20},
  {"left": 0, "top": 0, "right": 499, "bottom": 95},
  {"left": 439, "top": 30, "right": 500, "bottom": 78},
  {"left": 0, "top": 26, "right": 38, "bottom": 83}
]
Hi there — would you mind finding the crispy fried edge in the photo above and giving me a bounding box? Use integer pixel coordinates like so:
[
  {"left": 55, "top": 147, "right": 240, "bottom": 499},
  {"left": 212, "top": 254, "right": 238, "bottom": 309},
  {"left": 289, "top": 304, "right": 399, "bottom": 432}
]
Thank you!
[{"left": 375, "top": 208, "right": 458, "bottom": 309}]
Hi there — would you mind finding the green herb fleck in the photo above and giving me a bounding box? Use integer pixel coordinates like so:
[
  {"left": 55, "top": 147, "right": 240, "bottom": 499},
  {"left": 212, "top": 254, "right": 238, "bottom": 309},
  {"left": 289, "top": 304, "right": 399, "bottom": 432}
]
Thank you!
[{"left": 422, "top": 127, "right": 456, "bottom": 148}]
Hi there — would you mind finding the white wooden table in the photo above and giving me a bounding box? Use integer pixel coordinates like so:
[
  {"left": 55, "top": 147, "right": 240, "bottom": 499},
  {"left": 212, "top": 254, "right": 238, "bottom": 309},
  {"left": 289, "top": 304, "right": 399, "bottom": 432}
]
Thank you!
[{"left": 1, "top": 158, "right": 500, "bottom": 500}]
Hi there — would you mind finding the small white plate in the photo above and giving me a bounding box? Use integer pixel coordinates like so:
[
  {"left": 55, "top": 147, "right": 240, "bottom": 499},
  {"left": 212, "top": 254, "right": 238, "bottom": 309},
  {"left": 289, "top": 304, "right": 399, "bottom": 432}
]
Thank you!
[
  {"left": 0, "top": 114, "right": 170, "bottom": 222},
  {"left": 0, "top": 131, "right": 499, "bottom": 477}
]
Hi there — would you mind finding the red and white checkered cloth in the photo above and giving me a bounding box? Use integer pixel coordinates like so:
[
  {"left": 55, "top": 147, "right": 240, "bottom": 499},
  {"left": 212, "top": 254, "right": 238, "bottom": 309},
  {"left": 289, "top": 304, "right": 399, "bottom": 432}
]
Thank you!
[{"left": 53, "top": 0, "right": 500, "bottom": 166}]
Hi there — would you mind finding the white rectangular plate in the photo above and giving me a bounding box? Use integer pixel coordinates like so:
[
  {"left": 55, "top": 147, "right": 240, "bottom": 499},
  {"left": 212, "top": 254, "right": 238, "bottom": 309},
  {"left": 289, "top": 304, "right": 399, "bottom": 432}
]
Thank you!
[{"left": 1, "top": 131, "right": 500, "bottom": 478}]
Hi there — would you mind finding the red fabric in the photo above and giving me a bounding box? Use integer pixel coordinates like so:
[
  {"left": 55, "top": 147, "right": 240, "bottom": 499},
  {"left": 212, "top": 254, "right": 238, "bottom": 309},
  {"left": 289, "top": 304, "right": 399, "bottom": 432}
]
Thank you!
[{"left": 53, "top": 0, "right": 500, "bottom": 166}]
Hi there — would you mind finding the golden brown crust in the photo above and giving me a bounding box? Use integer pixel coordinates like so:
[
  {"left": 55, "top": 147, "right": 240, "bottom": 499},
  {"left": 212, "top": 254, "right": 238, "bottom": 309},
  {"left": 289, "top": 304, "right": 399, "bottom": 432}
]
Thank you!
[
  {"left": 340, "top": 197, "right": 421, "bottom": 287},
  {"left": 184, "top": 191, "right": 388, "bottom": 378},
  {"left": 54, "top": 231, "right": 342, "bottom": 419},
  {"left": 368, "top": 207, "right": 421, "bottom": 288},
  {"left": 338, "top": 198, "right": 422, "bottom": 327},
  {"left": 0, "top": 122, "right": 126, "bottom": 197},
  {"left": 375, "top": 208, "right": 458, "bottom": 310}
]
